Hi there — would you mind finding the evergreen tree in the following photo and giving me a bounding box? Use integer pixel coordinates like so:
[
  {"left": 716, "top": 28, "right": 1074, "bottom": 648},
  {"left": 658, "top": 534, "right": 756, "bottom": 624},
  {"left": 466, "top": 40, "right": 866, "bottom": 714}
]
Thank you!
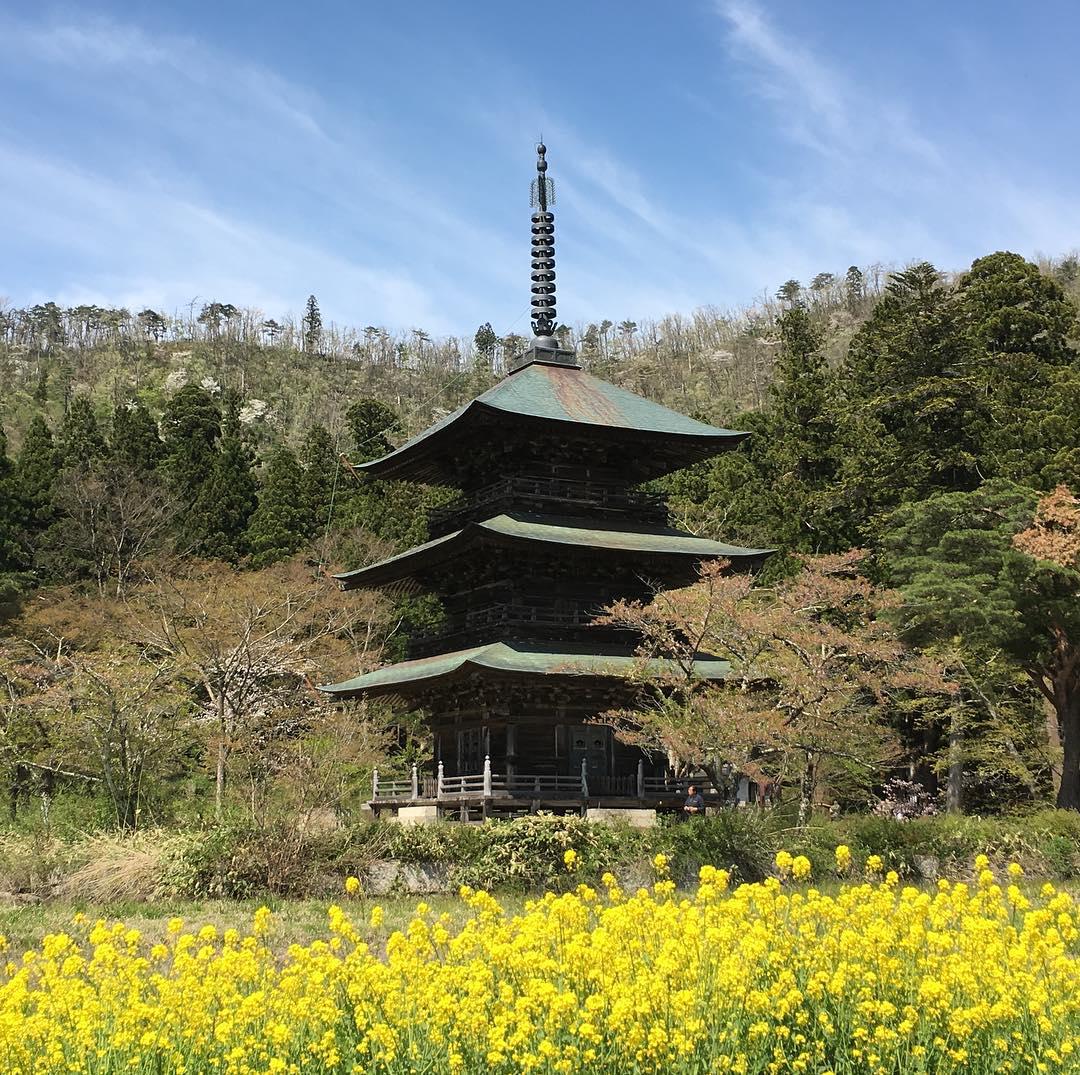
[
  {"left": 161, "top": 385, "right": 222, "bottom": 506},
  {"left": 474, "top": 322, "right": 498, "bottom": 359},
  {"left": 109, "top": 402, "right": 164, "bottom": 473},
  {"left": 303, "top": 295, "right": 322, "bottom": 355},
  {"left": 58, "top": 396, "right": 106, "bottom": 470},
  {"left": 836, "top": 262, "right": 980, "bottom": 537},
  {"left": 344, "top": 399, "right": 402, "bottom": 463},
  {"left": 956, "top": 251, "right": 1080, "bottom": 488},
  {"left": 844, "top": 265, "right": 865, "bottom": 312},
  {"left": 299, "top": 425, "right": 339, "bottom": 538},
  {"left": 757, "top": 304, "right": 843, "bottom": 551},
  {"left": 776, "top": 279, "right": 802, "bottom": 305},
  {"left": 885, "top": 482, "right": 1080, "bottom": 809},
  {"left": 245, "top": 445, "right": 308, "bottom": 567},
  {"left": 190, "top": 399, "right": 257, "bottom": 561},
  {"left": 0, "top": 428, "right": 25, "bottom": 597},
  {"left": 15, "top": 415, "right": 58, "bottom": 534}
]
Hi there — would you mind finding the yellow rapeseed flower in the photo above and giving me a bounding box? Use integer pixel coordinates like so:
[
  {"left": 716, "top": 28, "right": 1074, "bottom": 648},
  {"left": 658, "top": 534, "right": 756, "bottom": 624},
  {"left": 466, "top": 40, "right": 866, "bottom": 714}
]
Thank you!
[{"left": 1, "top": 857, "right": 1078, "bottom": 1074}]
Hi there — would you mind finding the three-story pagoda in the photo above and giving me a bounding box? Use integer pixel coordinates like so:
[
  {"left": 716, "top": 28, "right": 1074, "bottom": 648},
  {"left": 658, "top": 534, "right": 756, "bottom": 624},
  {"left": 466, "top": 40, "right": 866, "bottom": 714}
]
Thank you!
[{"left": 322, "top": 145, "right": 769, "bottom": 819}]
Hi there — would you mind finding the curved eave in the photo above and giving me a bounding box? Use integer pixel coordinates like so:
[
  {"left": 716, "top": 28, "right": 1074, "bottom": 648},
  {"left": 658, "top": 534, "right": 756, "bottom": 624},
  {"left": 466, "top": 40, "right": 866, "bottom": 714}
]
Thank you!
[
  {"left": 333, "top": 513, "right": 772, "bottom": 591},
  {"left": 352, "top": 364, "right": 749, "bottom": 483},
  {"left": 319, "top": 641, "right": 730, "bottom": 699}
]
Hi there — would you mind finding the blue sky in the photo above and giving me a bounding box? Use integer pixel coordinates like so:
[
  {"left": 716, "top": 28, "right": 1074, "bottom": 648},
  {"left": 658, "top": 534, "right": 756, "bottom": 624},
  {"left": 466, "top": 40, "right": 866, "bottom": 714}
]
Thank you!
[{"left": 1, "top": 1, "right": 1077, "bottom": 337}]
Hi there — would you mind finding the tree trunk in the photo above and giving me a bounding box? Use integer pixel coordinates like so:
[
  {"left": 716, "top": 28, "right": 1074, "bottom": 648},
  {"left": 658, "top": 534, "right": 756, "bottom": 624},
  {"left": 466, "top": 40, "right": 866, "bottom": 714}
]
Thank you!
[
  {"left": 946, "top": 705, "right": 963, "bottom": 814},
  {"left": 1056, "top": 692, "right": 1080, "bottom": 811},
  {"left": 213, "top": 691, "right": 227, "bottom": 820},
  {"left": 215, "top": 737, "right": 226, "bottom": 820},
  {"left": 797, "top": 751, "right": 816, "bottom": 827}
]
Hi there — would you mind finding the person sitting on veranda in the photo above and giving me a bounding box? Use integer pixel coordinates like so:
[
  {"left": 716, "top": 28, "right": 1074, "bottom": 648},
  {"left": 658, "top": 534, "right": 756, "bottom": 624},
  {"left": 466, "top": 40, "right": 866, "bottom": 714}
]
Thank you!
[{"left": 683, "top": 785, "right": 705, "bottom": 816}]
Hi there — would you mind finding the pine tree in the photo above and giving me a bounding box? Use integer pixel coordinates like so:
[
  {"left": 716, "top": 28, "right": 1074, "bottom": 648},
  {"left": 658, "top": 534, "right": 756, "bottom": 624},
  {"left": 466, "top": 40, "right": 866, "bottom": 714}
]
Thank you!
[
  {"left": 58, "top": 396, "right": 106, "bottom": 470},
  {"left": 190, "top": 399, "right": 257, "bottom": 561},
  {"left": 957, "top": 251, "right": 1080, "bottom": 488},
  {"left": 299, "top": 425, "right": 339, "bottom": 538},
  {"left": 0, "top": 427, "right": 25, "bottom": 597},
  {"left": 161, "top": 385, "right": 221, "bottom": 505},
  {"left": 303, "top": 295, "right": 322, "bottom": 355},
  {"left": 110, "top": 402, "right": 164, "bottom": 472},
  {"left": 844, "top": 266, "right": 865, "bottom": 312},
  {"left": 345, "top": 399, "right": 401, "bottom": 463},
  {"left": 757, "top": 304, "right": 843, "bottom": 550},
  {"left": 836, "top": 262, "right": 981, "bottom": 535},
  {"left": 15, "top": 415, "right": 58, "bottom": 535},
  {"left": 245, "top": 445, "right": 308, "bottom": 567},
  {"left": 474, "top": 322, "right": 498, "bottom": 358}
]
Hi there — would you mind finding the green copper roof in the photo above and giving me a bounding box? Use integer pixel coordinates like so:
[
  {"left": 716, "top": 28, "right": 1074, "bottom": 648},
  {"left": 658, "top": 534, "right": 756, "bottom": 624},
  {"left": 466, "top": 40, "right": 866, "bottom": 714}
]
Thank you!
[
  {"left": 358, "top": 362, "right": 747, "bottom": 480},
  {"left": 335, "top": 512, "right": 771, "bottom": 590},
  {"left": 320, "top": 640, "right": 730, "bottom": 698}
]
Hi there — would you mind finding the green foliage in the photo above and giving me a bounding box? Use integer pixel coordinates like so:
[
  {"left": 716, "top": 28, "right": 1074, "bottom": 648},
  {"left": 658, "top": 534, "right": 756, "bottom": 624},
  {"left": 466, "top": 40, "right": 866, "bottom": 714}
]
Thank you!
[
  {"left": 345, "top": 399, "right": 401, "bottom": 464},
  {"left": 299, "top": 424, "right": 338, "bottom": 537},
  {"left": 7, "top": 810, "right": 1080, "bottom": 901},
  {"left": 303, "top": 295, "right": 322, "bottom": 355},
  {"left": 884, "top": 481, "right": 1039, "bottom": 653},
  {"left": 245, "top": 445, "right": 307, "bottom": 567},
  {"left": 192, "top": 401, "right": 257, "bottom": 562},
  {"left": 109, "top": 402, "right": 163, "bottom": 472},
  {"left": 958, "top": 251, "right": 1080, "bottom": 490},
  {"left": 837, "top": 262, "right": 981, "bottom": 539},
  {"left": 161, "top": 384, "right": 222, "bottom": 506},
  {"left": 15, "top": 415, "right": 58, "bottom": 534},
  {"left": 58, "top": 396, "right": 106, "bottom": 471},
  {"left": 0, "top": 428, "right": 28, "bottom": 599}
]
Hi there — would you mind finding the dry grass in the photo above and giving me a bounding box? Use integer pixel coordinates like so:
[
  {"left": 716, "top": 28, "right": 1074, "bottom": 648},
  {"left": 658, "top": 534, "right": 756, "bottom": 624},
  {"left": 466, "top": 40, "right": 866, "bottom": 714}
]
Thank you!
[{"left": 52, "top": 831, "right": 186, "bottom": 903}]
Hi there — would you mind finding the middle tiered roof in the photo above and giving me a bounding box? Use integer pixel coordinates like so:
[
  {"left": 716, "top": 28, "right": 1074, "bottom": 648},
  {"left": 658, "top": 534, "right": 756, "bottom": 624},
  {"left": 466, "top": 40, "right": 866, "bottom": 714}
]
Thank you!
[{"left": 336, "top": 512, "right": 770, "bottom": 590}]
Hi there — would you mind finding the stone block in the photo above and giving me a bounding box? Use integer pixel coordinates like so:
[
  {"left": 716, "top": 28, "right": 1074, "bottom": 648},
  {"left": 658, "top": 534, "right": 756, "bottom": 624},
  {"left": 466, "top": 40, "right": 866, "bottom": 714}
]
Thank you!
[
  {"left": 392, "top": 804, "right": 440, "bottom": 826},
  {"left": 585, "top": 807, "right": 657, "bottom": 828}
]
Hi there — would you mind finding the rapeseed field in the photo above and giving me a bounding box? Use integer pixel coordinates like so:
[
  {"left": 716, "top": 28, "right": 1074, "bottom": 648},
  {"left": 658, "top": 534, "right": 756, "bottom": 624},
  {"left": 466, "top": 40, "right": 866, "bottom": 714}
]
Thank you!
[{"left": 0, "top": 852, "right": 1077, "bottom": 1074}]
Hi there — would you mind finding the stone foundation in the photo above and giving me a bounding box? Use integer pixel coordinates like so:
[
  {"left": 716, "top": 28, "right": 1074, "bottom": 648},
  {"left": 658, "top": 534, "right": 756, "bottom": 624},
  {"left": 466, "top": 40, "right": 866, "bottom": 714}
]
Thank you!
[
  {"left": 585, "top": 807, "right": 657, "bottom": 828},
  {"left": 392, "top": 805, "right": 440, "bottom": 826}
]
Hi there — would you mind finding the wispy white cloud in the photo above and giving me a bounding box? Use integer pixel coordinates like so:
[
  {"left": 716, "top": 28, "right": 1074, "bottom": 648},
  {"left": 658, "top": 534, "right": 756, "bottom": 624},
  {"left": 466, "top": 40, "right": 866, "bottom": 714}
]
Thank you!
[
  {"left": 0, "top": 142, "right": 446, "bottom": 330},
  {"left": 0, "top": 12, "right": 526, "bottom": 332},
  {"left": 1, "top": 3, "right": 1076, "bottom": 339}
]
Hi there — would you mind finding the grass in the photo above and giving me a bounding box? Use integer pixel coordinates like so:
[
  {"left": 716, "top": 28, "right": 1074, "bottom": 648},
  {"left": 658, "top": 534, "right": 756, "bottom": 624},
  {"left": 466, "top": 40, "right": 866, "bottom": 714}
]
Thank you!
[
  {"left": 0, "top": 893, "right": 530, "bottom": 959},
  {"left": 4, "top": 876, "right": 1077, "bottom": 958}
]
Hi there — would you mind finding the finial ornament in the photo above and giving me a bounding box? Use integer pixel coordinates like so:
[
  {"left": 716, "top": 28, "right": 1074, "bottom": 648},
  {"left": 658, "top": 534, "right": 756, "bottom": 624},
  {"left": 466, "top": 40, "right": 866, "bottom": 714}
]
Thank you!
[{"left": 529, "top": 142, "right": 557, "bottom": 338}]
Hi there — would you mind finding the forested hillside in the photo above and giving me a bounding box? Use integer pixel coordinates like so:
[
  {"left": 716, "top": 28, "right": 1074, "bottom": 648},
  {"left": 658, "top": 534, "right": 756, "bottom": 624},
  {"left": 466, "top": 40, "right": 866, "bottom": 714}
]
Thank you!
[{"left": 1, "top": 250, "right": 1079, "bottom": 829}]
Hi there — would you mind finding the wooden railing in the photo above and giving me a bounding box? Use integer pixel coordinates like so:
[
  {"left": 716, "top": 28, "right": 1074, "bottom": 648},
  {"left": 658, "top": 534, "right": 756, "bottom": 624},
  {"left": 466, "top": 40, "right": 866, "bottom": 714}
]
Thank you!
[
  {"left": 428, "top": 476, "right": 667, "bottom": 535},
  {"left": 372, "top": 759, "right": 730, "bottom": 803},
  {"left": 408, "top": 601, "right": 635, "bottom": 656}
]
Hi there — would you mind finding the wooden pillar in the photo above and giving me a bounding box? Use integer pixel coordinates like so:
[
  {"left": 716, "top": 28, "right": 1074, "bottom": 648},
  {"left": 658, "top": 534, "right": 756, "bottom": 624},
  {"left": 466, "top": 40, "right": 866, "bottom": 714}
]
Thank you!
[
  {"left": 437, "top": 760, "right": 445, "bottom": 801},
  {"left": 637, "top": 758, "right": 645, "bottom": 799},
  {"left": 410, "top": 764, "right": 419, "bottom": 800},
  {"left": 483, "top": 754, "right": 492, "bottom": 798},
  {"left": 506, "top": 724, "right": 516, "bottom": 779}
]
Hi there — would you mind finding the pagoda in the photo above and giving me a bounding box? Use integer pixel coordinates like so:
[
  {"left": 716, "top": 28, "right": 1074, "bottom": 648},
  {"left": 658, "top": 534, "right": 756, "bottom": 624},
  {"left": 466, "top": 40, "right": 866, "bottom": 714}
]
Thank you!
[{"left": 321, "top": 145, "right": 769, "bottom": 820}]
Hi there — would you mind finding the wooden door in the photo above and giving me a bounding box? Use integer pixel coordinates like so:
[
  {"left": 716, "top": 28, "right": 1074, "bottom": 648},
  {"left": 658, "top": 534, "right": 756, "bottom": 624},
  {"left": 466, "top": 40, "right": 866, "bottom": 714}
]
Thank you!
[{"left": 568, "top": 727, "right": 610, "bottom": 780}]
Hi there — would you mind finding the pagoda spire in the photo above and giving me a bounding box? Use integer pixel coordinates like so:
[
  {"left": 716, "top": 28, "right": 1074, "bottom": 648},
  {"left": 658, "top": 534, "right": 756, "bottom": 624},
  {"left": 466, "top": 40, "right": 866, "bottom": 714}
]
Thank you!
[
  {"left": 515, "top": 142, "right": 578, "bottom": 371},
  {"left": 529, "top": 142, "right": 557, "bottom": 342}
]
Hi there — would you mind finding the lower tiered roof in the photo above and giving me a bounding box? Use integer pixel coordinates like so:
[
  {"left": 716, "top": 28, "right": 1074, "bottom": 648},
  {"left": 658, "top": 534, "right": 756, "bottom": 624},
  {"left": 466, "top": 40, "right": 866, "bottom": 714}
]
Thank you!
[
  {"left": 335, "top": 512, "right": 770, "bottom": 590},
  {"left": 319, "top": 640, "right": 730, "bottom": 699}
]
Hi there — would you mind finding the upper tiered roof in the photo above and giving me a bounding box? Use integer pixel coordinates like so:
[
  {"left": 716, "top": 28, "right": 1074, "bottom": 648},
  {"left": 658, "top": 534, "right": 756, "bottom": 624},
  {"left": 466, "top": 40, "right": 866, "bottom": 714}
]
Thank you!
[{"left": 354, "top": 358, "right": 748, "bottom": 484}]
